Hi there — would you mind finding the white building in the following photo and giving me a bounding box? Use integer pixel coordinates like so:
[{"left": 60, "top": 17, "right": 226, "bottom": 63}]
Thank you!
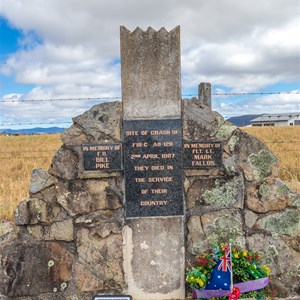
[{"left": 250, "top": 113, "right": 300, "bottom": 127}]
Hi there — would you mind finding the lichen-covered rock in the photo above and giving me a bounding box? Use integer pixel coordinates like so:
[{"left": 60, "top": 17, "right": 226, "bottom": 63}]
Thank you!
[
  {"left": 186, "top": 178, "right": 216, "bottom": 209},
  {"left": 1, "top": 95, "right": 300, "bottom": 299},
  {"left": 202, "top": 175, "right": 244, "bottom": 208},
  {"left": 0, "top": 231, "right": 74, "bottom": 297},
  {"left": 201, "top": 209, "right": 245, "bottom": 246},
  {"left": 247, "top": 234, "right": 300, "bottom": 294},
  {"left": 244, "top": 149, "right": 279, "bottom": 181},
  {"left": 255, "top": 209, "right": 300, "bottom": 237},
  {"left": 226, "top": 135, "right": 239, "bottom": 153},
  {"left": 258, "top": 179, "right": 293, "bottom": 211},
  {"left": 213, "top": 122, "right": 237, "bottom": 141},
  {"left": 223, "top": 154, "right": 241, "bottom": 175}
]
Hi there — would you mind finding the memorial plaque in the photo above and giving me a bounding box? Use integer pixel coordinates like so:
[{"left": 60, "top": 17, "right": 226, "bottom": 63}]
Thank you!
[
  {"left": 82, "top": 143, "right": 122, "bottom": 171},
  {"left": 123, "top": 119, "right": 183, "bottom": 218},
  {"left": 183, "top": 141, "right": 222, "bottom": 169},
  {"left": 92, "top": 296, "right": 132, "bottom": 300}
]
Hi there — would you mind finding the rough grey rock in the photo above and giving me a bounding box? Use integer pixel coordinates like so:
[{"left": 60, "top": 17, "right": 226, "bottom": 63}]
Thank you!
[
  {"left": 186, "top": 178, "right": 215, "bottom": 209},
  {"left": 255, "top": 209, "right": 300, "bottom": 237},
  {"left": 49, "top": 147, "right": 79, "bottom": 180},
  {"left": 202, "top": 175, "right": 244, "bottom": 209},
  {"left": 244, "top": 209, "right": 258, "bottom": 229},
  {"left": 1, "top": 94, "right": 300, "bottom": 299},
  {"left": 187, "top": 215, "right": 206, "bottom": 254},
  {"left": 67, "top": 101, "right": 122, "bottom": 143},
  {"left": 182, "top": 99, "right": 221, "bottom": 140},
  {"left": 29, "top": 169, "right": 57, "bottom": 194},
  {"left": 201, "top": 209, "right": 246, "bottom": 246},
  {"left": 14, "top": 198, "right": 62, "bottom": 225},
  {"left": 27, "top": 219, "right": 74, "bottom": 241},
  {"left": 75, "top": 227, "right": 124, "bottom": 292},
  {"left": 247, "top": 234, "right": 300, "bottom": 292},
  {"left": 0, "top": 231, "right": 74, "bottom": 297},
  {"left": 56, "top": 178, "right": 122, "bottom": 217}
]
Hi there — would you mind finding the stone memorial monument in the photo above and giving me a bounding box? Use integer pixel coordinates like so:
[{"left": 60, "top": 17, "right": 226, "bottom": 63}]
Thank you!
[
  {"left": 0, "top": 26, "right": 299, "bottom": 300},
  {"left": 121, "top": 26, "right": 185, "bottom": 299}
]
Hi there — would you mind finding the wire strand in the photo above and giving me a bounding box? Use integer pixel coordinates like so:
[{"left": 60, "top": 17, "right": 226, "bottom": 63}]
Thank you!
[
  {"left": 1, "top": 91, "right": 299, "bottom": 103},
  {"left": 0, "top": 121, "right": 71, "bottom": 126}
]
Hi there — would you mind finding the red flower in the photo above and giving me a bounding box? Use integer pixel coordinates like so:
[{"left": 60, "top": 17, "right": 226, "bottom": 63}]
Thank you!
[
  {"left": 228, "top": 287, "right": 241, "bottom": 300},
  {"left": 197, "top": 256, "right": 209, "bottom": 266},
  {"left": 222, "top": 245, "right": 229, "bottom": 251}
]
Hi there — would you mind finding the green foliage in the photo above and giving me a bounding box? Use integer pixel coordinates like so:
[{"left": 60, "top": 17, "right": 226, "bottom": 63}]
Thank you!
[{"left": 186, "top": 241, "right": 273, "bottom": 299}]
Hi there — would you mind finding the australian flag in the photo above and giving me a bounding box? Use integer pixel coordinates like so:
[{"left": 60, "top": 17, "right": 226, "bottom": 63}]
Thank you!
[{"left": 205, "top": 247, "right": 232, "bottom": 291}]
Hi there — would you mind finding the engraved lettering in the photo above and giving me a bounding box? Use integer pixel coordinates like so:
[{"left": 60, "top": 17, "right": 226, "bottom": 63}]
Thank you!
[
  {"left": 82, "top": 143, "right": 122, "bottom": 171},
  {"left": 150, "top": 130, "right": 171, "bottom": 135},
  {"left": 192, "top": 149, "right": 203, "bottom": 154},
  {"left": 142, "top": 153, "right": 160, "bottom": 159},
  {"left": 151, "top": 165, "right": 164, "bottom": 170},
  {"left": 140, "top": 200, "right": 168, "bottom": 206},
  {"left": 161, "top": 153, "right": 175, "bottom": 158},
  {"left": 132, "top": 142, "right": 148, "bottom": 147},
  {"left": 96, "top": 157, "right": 109, "bottom": 162},
  {"left": 126, "top": 130, "right": 139, "bottom": 136},
  {"left": 134, "top": 166, "right": 150, "bottom": 171},
  {"left": 151, "top": 189, "right": 168, "bottom": 194},
  {"left": 95, "top": 163, "right": 110, "bottom": 169},
  {"left": 148, "top": 177, "right": 173, "bottom": 182},
  {"left": 135, "top": 178, "right": 146, "bottom": 182},
  {"left": 192, "top": 160, "right": 216, "bottom": 166},
  {"left": 193, "top": 154, "right": 213, "bottom": 160}
]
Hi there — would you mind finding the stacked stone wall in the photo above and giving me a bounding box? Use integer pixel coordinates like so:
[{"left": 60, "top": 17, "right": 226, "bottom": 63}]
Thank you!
[{"left": 0, "top": 100, "right": 299, "bottom": 299}]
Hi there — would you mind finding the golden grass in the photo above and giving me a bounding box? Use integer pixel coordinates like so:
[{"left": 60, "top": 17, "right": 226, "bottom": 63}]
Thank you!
[
  {"left": 0, "top": 127, "right": 299, "bottom": 222},
  {"left": 241, "top": 126, "right": 300, "bottom": 193},
  {"left": 0, "top": 134, "right": 61, "bottom": 221}
]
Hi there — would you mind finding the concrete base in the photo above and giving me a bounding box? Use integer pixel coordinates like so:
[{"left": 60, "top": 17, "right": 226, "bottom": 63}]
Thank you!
[{"left": 123, "top": 217, "right": 185, "bottom": 300}]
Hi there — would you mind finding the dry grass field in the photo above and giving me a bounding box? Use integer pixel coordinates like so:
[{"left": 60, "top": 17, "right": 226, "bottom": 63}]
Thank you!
[
  {"left": 241, "top": 126, "right": 300, "bottom": 186},
  {"left": 0, "top": 134, "right": 61, "bottom": 221},
  {"left": 0, "top": 126, "right": 299, "bottom": 222}
]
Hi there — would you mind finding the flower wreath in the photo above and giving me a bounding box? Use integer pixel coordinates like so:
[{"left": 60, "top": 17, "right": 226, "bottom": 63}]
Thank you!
[{"left": 186, "top": 241, "right": 274, "bottom": 299}]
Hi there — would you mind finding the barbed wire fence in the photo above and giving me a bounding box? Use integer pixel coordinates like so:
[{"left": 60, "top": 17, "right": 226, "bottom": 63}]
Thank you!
[
  {"left": 0, "top": 92, "right": 299, "bottom": 177},
  {"left": 0, "top": 91, "right": 299, "bottom": 126}
]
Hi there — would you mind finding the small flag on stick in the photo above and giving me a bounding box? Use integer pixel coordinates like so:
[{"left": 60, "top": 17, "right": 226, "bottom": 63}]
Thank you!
[{"left": 204, "top": 245, "right": 232, "bottom": 291}]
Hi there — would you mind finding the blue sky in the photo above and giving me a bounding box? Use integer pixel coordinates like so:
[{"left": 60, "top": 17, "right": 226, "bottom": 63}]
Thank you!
[{"left": 0, "top": 0, "right": 299, "bottom": 128}]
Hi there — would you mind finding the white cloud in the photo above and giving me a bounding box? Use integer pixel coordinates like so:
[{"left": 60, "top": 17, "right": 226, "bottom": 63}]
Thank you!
[
  {"left": 0, "top": 0, "right": 299, "bottom": 124},
  {"left": 213, "top": 91, "right": 300, "bottom": 117}
]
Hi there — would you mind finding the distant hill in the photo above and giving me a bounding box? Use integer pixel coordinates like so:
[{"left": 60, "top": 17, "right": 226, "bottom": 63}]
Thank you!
[
  {"left": 0, "top": 127, "right": 65, "bottom": 135},
  {"left": 226, "top": 114, "right": 262, "bottom": 127}
]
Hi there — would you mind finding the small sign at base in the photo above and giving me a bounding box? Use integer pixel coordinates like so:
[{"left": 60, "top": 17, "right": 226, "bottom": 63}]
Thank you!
[{"left": 92, "top": 296, "right": 132, "bottom": 300}]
